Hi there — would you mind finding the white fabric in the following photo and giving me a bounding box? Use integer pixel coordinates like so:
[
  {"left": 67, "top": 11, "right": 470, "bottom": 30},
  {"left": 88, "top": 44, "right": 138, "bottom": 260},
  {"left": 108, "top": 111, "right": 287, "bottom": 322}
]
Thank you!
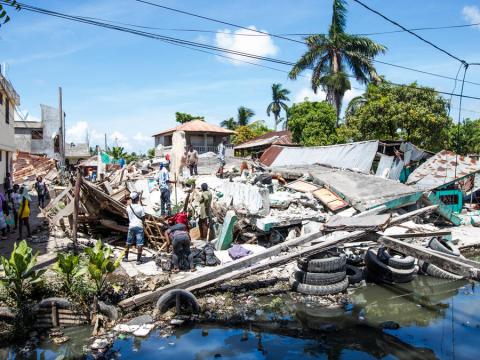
[
  {"left": 127, "top": 204, "right": 145, "bottom": 229},
  {"left": 269, "top": 141, "right": 378, "bottom": 174}
]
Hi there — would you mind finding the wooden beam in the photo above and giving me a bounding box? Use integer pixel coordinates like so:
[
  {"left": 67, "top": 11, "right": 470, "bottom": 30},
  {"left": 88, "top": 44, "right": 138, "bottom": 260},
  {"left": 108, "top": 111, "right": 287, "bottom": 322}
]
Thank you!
[
  {"left": 377, "top": 230, "right": 451, "bottom": 239},
  {"left": 379, "top": 236, "right": 479, "bottom": 279},
  {"left": 118, "top": 230, "right": 365, "bottom": 310},
  {"left": 187, "top": 230, "right": 366, "bottom": 294},
  {"left": 72, "top": 170, "right": 82, "bottom": 254}
]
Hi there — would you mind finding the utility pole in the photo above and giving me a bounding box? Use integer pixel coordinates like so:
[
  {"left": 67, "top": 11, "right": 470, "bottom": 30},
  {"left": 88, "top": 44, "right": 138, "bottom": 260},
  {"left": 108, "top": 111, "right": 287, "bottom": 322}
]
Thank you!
[
  {"left": 104, "top": 133, "right": 107, "bottom": 151},
  {"left": 58, "top": 87, "right": 65, "bottom": 181}
]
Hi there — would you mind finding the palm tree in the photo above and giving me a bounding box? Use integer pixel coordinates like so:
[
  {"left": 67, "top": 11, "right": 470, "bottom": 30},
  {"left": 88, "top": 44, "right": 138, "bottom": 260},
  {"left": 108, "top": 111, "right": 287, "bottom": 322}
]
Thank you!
[
  {"left": 267, "top": 83, "right": 290, "bottom": 131},
  {"left": 220, "top": 117, "right": 237, "bottom": 130},
  {"left": 288, "top": 0, "right": 386, "bottom": 127},
  {"left": 237, "top": 106, "right": 255, "bottom": 126},
  {"left": 344, "top": 94, "right": 366, "bottom": 122},
  {"left": 107, "top": 146, "right": 127, "bottom": 160}
]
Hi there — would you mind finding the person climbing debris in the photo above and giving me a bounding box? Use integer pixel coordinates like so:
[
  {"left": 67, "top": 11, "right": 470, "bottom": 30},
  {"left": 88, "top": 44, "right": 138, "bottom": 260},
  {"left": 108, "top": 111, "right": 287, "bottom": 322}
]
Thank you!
[
  {"left": 198, "top": 183, "right": 213, "bottom": 240},
  {"left": 124, "top": 192, "right": 145, "bottom": 265},
  {"left": 155, "top": 162, "right": 171, "bottom": 216}
]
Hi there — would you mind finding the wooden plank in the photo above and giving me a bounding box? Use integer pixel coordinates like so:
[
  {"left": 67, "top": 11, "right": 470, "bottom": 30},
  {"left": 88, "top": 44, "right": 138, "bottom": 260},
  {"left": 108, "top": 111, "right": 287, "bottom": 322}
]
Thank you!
[
  {"left": 119, "top": 230, "right": 330, "bottom": 310},
  {"left": 313, "top": 188, "right": 349, "bottom": 212},
  {"left": 285, "top": 180, "right": 319, "bottom": 193},
  {"left": 187, "top": 230, "right": 366, "bottom": 294},
  {"left": 51, "top": 201, "right": 75, "bottom": 224},
  {"left": 378, "top": 231, "right": 451, "bottom": 239},
  {"left": 379, "top": 236, "right": 479, "bottom": 279}
]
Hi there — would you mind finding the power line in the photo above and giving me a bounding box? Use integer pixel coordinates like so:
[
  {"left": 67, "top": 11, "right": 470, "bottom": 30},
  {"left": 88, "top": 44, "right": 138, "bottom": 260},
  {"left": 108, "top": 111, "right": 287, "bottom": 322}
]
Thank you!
[
  {"left": 5, "top": 1, "right": 480, "bottom": 102},
  {"left": 132, "top": 0, "right": 305, "bottom": 44},
  {"left": 79, "top": 16, "right": 480, "bottom": 37},
  {"left": 352, "top": 0, "right": 468, "bottom": 65}
]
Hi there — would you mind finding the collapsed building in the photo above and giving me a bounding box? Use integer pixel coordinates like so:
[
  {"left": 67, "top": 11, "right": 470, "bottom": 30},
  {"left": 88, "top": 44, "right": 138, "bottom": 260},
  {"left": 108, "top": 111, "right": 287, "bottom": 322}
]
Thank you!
[{"left": 17, "top": 132, "right": 480, "bottom": 329}]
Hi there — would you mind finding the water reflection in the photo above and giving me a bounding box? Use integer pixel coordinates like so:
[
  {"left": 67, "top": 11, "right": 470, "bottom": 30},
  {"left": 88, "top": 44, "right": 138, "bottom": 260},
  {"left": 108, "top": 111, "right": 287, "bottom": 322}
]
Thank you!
[{"left": 4, "top": 276, "right": 480, "bottom": 360}]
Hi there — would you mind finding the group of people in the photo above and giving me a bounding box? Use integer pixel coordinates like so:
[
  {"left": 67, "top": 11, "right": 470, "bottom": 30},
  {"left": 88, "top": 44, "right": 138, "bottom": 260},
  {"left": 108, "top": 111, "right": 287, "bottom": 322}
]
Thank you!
[{"left": 0, "top": 173, "right": 47, "bottom": 241}]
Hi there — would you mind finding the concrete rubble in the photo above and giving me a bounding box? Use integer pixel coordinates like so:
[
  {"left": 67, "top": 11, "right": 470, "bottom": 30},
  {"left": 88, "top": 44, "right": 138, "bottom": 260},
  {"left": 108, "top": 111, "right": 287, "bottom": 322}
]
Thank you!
[{"left": 11, "top": 137, "right": 480, "bottom": 343}]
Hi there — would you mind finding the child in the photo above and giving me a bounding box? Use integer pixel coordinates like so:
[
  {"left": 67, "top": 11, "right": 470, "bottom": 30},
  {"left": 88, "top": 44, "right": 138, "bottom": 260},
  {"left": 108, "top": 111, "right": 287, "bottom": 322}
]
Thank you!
[{"left": 18, "top": 186, "right": 32, "bottom": 240}]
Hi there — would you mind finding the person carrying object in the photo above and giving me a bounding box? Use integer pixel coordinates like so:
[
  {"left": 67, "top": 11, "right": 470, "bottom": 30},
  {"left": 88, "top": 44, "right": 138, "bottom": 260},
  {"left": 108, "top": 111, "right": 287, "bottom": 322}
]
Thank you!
[
  {"left": 198, "top": 183, "right": 213, "bottom": 240},
  {"left": 124, "top": 192, "right": 146, "bottom": 265}
]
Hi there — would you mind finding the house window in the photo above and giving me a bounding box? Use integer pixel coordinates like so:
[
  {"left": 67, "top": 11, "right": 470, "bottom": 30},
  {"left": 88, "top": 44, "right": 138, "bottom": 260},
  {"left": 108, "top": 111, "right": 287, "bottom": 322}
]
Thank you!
[
  {"left": 5, "top": 99, "right": 9, "bottom": 124},
  {"left": 32, "top": 130, "right": 44, "bottom": 140}
]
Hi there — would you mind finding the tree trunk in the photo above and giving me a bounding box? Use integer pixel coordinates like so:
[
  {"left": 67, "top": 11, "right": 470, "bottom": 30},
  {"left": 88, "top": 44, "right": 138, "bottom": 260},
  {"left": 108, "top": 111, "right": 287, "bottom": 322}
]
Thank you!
[
  {"left": 274, "top": 113, "right": 278, "bottom": 131},
  {"left": 72, "top": 170, "right": 82, "bottom": 254},
  {"left": 334, "top": 92, "right": 343, "bottom": 128},
  {"left": 331, "top": 52, "right": 341, "bottom": 127}
]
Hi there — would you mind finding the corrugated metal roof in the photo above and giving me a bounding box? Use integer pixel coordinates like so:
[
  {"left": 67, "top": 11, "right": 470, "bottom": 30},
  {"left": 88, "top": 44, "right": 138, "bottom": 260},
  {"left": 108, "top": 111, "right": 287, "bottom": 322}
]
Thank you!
[
  {"left": 234, "top": 130, "right": 293, "bottom": 150},
  {"left": 152, "top": 119, "right": 236, "bottom": 137},
  {"left": 406, "top": 150, "right": 480, "bottom": 190},
  {"left": 260, "top": 140, "right": 379, "bottom": 174}
]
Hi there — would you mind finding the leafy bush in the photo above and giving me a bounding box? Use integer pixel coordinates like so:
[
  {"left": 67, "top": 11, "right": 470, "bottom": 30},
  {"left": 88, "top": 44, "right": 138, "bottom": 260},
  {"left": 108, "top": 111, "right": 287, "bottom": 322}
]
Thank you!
[
  {"left": 0, "top": 240, "right": 45, "bottom": 307},
  {"left": 84, "top": 240, "right": 123, "bottom": 295},
  {"left": 52, "top": 252, "right": 88, "bottom": 295}
]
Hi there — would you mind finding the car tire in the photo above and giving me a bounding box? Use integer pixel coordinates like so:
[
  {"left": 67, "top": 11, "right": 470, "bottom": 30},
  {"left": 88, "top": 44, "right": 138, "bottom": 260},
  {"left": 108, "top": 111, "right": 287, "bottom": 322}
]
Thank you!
[
  {"left": 290, "top": 276, "right": 349, "bottom": 296},
  {"left": 428, "top": 238, "right": 461, "bottom": 257},
  {"left": 419, "top": 260, "right": 463, "bottom": 280},
  {"left": 293, "top": 269, "right": 346, "bottom": 286},
  {"left": 154, "top": 289, "right": 200, "bottom": 317},
  {"left": 377, "top": 247, "right": 416, "bottom": 270},
  {"left": 365, "top": 249, "right": 415, "bottom": 284},
  {"left": 346, "top": 265, "right": 363, "bottom": 285},
  {"left": 297, "top": 253, "right": 347, "bottom": 273}
]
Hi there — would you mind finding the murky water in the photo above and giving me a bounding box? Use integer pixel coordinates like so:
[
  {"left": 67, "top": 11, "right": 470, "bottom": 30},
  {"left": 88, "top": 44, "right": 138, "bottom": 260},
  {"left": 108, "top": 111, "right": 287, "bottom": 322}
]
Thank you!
[{"left": 4, "top": 275, "right": 480, "bottom": 360}]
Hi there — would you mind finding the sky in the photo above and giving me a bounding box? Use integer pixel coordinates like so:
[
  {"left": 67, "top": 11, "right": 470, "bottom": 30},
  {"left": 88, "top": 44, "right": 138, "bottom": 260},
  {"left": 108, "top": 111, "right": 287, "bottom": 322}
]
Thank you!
[{"left": 1, "top": 0, "right": 480, "bottom": 153}]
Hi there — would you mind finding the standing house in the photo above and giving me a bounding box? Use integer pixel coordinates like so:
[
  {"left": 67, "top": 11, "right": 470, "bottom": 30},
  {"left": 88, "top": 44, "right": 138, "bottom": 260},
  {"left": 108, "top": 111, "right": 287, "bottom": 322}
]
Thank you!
[
  {"left": 0, "top": 71, "right": 19, "bottom": 191},
  {"left": 152, "top": 119, "right": 235, "bottom": 154}
]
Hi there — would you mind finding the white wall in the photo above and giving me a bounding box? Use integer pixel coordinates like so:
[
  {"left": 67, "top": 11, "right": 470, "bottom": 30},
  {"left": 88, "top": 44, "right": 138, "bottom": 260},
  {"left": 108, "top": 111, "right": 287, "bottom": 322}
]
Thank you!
[{"left": 0, "top": 88, "right": 15, "bottom": 187}]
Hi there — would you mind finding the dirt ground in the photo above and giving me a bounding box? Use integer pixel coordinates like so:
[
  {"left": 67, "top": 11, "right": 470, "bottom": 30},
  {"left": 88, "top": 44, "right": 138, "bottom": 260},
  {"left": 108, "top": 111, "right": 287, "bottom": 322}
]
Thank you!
[{"left": 0, "top": 194, "right": 70, "bottom": 265}]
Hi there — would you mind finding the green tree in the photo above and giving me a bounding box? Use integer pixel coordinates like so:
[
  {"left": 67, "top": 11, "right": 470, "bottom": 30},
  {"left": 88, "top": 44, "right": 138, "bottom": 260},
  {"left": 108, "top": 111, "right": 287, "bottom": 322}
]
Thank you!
[
  {"left": 448, "top": 118, "right": 480, "bottom": 155},
  {"left": 346, "top": 82, "right": 453, "bottom": 152},
  {"left": 220, "top": 117, "right": 237, "bottom": 130},
  {"left": 287, "top": 101, "right": 338, "bottom": 146},
  {"left": 147, "top": 148, "right": 155, "bottom": 159},
  {"left": 288, "top": 0, "right": 386, "bottom": 126},
  {"left": 0, "top": 0, "right": 20, "bottom": 27},
  {"left": 107, "top": 146, "right": 127, "bottom": 160},
  {"left": 175, "top": 112, "right": 204, "bottom": 124},
  {"left": 267, "top": 83, "right": 290, "bottom": 131},
  {"left": 232, "top": 121, "right": 272, "bottom": 145},
  {"left": 237, "top": 106, "right": 255, "bottom": 126}
]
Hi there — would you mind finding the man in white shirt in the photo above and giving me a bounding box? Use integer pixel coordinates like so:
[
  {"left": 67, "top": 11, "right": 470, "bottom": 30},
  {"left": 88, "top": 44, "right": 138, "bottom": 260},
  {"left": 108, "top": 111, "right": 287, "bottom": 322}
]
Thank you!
[
  {"left": 217, "top": 137, "right": 227, "bottom": 176},
  {"left": 155, "top": 163, "right": 171, "bottom": 216},
  {"left": 125, "top": 192, "right": 145, "bottom": 265}
]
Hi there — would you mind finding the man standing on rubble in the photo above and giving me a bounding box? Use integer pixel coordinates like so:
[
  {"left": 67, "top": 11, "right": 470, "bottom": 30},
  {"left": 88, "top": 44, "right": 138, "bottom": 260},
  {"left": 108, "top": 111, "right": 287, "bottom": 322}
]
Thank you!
[
  {"left": 198, "top": 183, "right": 212, "bottom": 240},
  {"left": 187, "top": 145, "right": 199, "bottom": 176},
  {"left": 124, "top": 192, "right": 145, "bottom": 265},
  {"left": 217, "top": 137, "right": 227, "bottom": 176},
  {"left": 155, "top": 163, "right": 171, "bottom": 216}
]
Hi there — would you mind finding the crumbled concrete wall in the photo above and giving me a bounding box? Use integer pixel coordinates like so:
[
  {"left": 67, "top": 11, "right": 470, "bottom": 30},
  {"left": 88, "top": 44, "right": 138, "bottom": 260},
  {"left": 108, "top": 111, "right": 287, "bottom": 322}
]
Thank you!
[{"left": 40, "top": 104, "right": 61, "bottom": 160}]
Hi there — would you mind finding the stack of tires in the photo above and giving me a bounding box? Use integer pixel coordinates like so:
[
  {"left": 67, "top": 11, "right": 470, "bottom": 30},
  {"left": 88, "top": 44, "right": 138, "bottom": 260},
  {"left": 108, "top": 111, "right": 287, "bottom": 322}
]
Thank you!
[
  {"left": 365, "top": 247, "right": 416, "bottom": 284},
  {"left": 419, "top": 238, "right": 463, "bottom": 280},
  {"left": 290, "top": 252, "right": 363, "bottom": 295}
]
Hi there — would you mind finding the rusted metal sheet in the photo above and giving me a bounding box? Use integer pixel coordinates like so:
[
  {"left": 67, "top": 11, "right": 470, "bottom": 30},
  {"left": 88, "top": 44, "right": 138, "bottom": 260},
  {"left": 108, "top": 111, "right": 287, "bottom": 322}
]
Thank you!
[
  {"left": 234, "top": 130, "right": 293, "bottom": 150},
  {"left": 260, "top": 145, "right": 285, "bottom": 167},
  {"left": 407, "top": 150, "right": 480, "bottom": 190},
  {"left": 286, "top": 180, "right": 319, "bottom": 193},
  {"left": 313, "top": 188, "right": 349, "bottom": 212}
]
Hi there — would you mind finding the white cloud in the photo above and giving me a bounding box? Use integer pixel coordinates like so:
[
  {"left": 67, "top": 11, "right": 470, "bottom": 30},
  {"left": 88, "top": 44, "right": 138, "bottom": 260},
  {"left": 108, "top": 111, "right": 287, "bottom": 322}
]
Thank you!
[
  {"left": 462, "top": 5, "right": 480, "bottom": 29},
  {"left": 343, "top": 88, "right": 364, "bottom": 106},
  {"left": 293, "top": 88, "right": 327, "bottom": 103},
  {"left": 109, "top": 131, "right": 131, "bottom": 151},
  {"left": 66, "top": 121, "right": 89, "bottom": 144},
  {"left": 133, "top": 132, "right": 151, "bottom": 142},
  {"left": 215, "top": 26, "right": 278, "bottom": 65}
]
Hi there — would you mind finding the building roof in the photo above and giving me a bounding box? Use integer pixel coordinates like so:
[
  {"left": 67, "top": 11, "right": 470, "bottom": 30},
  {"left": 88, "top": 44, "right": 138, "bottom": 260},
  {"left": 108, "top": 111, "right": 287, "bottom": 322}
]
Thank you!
[
  {"left": 152, "top": 119, "right": 236, "bottom": 137},
  {"left": 65, "top": 143, "right": 90, "bottom": 158},
  {"left": 406, "top": 150, "right": 480, "bottom": 190},
  {"left": 0, "top": 72, "right": 20, "bottom": 105},
  {"left": 14, "top": 120, "right": 43, "bottom": 129},
  {"left": 260, "top": 140, "right": 379, "bottom": 174},
  {"left": 234, "top": 130, "right": 293, "bottom": 150}
]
